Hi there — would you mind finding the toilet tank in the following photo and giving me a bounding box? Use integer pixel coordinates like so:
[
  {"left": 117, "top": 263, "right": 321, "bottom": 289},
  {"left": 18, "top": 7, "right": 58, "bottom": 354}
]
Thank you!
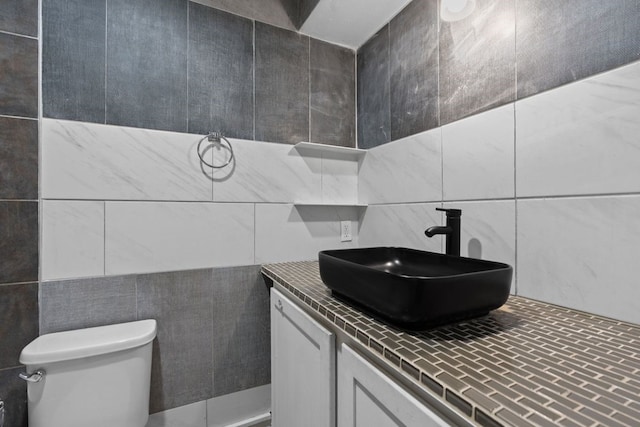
[{"left": 19, "top": 319, "right": 157, "bottom": 427}]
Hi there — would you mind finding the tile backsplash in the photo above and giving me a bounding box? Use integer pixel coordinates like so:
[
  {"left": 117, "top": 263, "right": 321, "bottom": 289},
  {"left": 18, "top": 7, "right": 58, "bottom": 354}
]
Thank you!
[
  {"left": 357, "top": 60, "right": 640, "bottom": 324},
  {"left": 355, "top": 0, "right": 640, "bottom": 326}
]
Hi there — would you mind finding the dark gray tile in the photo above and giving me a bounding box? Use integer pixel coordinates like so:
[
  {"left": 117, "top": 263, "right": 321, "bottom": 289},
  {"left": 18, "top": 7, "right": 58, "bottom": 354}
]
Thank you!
[
  {"left": 0, "top": 0, "right": 38, "bottom": 37},
  {"left": 255, "top": 22, "right": 309, "bottom": 144},
  {"left": 137, "top": 269, "right": 213, "bottom": 412},
  {"left": 106, "top": 0, "right": 188, "bottom": 132},
  {"left": 357, "top": 26, "right": 390, "bottom": 149},
  {"left": 194, "top": 0, "right": 297, "bottom": 31},
  {"left": 188, "top": 3, "right": 254, "bottom": 139},
  {"left": 516, "top": 0, "right": 640, "bottom": 99},
  {"left": 299, "top": 0, "right": 320, "bottom": 28},
  {"left": 0, "top": 33, "right": 37, "bottom": 118},
  {"left": 279, "top": 0, "right": 301, "bottom": 29},
  {"left": 39, "top": 276, "right": 137, "bottom": 334},
  {"left": 42, "top": 0, "right": 106, "bottom": 123},
  {"left": 0, "top": 117, "right": 37, "bottom": 200},
  {"left": 0, "top": 367, "right": 28, "bottom": 427},
  {"left": 211, "top": 265, "right": 270, "bottom": 396},
  {"left": 446, "top": 389, "right": 472, "bottom": 416},
  {"left": 439, "top": 0, "right": 516, "bottom": 125},
  {"left": 0, "top": 283, "right": 38, "bottom": 369},
  {"left": 389, "top": 0, "right": 439, "bottom": 139},
  {"left": 309, "top": 39, "right": 355, "bottom": 147},
  {"left": 0, "top": 202, "right": 37, "bottom": 284}
]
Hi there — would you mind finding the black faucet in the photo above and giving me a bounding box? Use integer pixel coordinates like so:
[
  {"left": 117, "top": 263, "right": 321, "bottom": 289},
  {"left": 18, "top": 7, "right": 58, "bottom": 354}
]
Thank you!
[{"left": 425, "top": 208, "right": 462, "bottom": 256}]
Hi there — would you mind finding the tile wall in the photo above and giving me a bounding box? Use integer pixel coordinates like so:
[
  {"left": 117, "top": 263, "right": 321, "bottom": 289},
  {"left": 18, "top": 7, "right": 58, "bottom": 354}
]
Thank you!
[
  {"left": 357, "top": 0, "right": 640, "bottom": 144},
  {"left": 357, "top": 0, "right": 640, "bottom": 324},
  {"left": 0, "top": 0, "right": 39, "bottom": 425},
  {"left": 38, "top": 0, "right": 359, "bottom": 418},
  {"left": 43, "top": 0, "right": 355, "bottom": 146}
]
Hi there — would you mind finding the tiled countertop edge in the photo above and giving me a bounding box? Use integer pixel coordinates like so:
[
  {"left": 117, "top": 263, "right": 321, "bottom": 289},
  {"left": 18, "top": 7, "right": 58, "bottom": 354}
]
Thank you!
[{"left": 262, "top": 262, "right": 640, "bottom": 427}]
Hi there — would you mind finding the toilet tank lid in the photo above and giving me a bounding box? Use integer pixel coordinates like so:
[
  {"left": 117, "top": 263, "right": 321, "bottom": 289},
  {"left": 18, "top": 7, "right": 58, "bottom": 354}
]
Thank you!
[{"left": 19, "top": 319, "right": 157, "bottom": 365}]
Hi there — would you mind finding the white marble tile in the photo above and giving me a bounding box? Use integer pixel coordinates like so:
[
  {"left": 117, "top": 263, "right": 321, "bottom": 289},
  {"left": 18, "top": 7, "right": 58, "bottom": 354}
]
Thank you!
[
  {"left": 211, "top": 138, "right": 322, "bottom": 203},
  {"left": 444, "top": 200, "right": 516, "bottom": 293},
  {"left": 517, "top": 195, "right": 640, "bottom": 324},
  {"left": 207, "top": 384, "right": 271, "bottom": 427},
  {"left": 358, "top": 128, "right": 442, "bottom": 204},
  {"left": 255, "top": 204, "right": 360, "bottom": 264},
  {"left": 41, "top": 200, "right": 105, "bottom": 280},
  {"left": 442, "top": 104, "right": 515, "bottom": 201},
  {"left": 105, "top": 202, "right": 254, "bottom": 275},
  {"left": 358, "top": 203, "right": 443, "bottom": 252},
  {"left": 146, "top": 400, "right": 207, "bottom": 427},
  {"left": 516, "top": 61, "right": 640, "bottom": 197},
  {"left": 41, "top": 119, "right": 212, "bottom": 201},
  {"left": 321, "top": 152, "right": 359, "bottom": 204}
]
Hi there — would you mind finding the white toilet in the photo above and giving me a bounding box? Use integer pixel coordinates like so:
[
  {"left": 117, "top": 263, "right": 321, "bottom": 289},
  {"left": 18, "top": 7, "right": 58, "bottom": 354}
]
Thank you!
[{"left": 19, "top": 319, "right": 157, "bottom": 427}]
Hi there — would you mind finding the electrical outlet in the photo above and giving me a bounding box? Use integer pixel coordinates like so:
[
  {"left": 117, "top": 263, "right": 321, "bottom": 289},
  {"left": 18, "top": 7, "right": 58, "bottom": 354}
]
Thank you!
[{"left": 341, "top": 221, "right": 352, "bottom": 242}]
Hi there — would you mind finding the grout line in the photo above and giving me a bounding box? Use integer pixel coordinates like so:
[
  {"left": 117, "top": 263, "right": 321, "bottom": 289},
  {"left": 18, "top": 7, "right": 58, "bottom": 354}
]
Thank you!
[
  {"left": 0, "top": 113, "right": 38, "bottom": 121},
  {"left": 186, "top": 0, "right": 190, "bottom": 133},
  {"left": 0, "top": 29, "right": 38, "bottom": 40},
  {"left": 436, "top": 0, "right": 441, "bottom": 129},
  {"left": 37, "top": 0, "right": 43, "bottom": 285},
  {"left": 104, "top": 0, "right": 108, "bottom": 124},
  {"left": 308, "top": 36, "right": 311, "bottom": 143},
  {"left": 103, "top": 201, "right": 107, "bottom": 276},
  {"left": 253, "top": 203, "right": 257, "bottom": 265},
  {"left": 252, "top": 19, "right": 256, "bottom": 141},
  {"left": 513, "top": 104, "right": 518, "bottom": 296},
  {"left": 386, "top": 23, "right": 391, "bottom": 143}
]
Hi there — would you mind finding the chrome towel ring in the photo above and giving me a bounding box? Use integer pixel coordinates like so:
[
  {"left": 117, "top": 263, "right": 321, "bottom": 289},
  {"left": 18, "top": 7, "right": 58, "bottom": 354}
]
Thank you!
[{"left": 197, "top": 131, "right": 235, "bottom": 168}]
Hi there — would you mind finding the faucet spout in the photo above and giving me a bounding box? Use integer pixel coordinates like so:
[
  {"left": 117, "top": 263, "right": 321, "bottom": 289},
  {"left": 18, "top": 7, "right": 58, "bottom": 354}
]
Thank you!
[
  {"left": 424, "top": 225, "right": 452, "bottom": 238},
  {"left": 425, "top": 208, "right": 462, "bottom": 256}
]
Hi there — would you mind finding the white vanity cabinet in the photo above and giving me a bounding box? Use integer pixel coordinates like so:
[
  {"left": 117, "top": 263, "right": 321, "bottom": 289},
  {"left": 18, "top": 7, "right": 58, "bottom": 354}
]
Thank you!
[
  {"left": 338, "top": 344, "right": 451, "bottom": 427},
  {"left": 270, "top": 288, "right": 336, "bottom": 427},
  {"left": 271, "top": 288, "right": 453, "bottom": 427}
]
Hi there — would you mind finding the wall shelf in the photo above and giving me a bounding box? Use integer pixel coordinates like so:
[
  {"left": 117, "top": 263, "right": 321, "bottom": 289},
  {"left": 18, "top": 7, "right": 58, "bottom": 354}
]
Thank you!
[
  {"left": 294, "top": 202, "right": 368, "bottom": 208},
  {"left": 295, "top": 142, "right": 366, "bottom": 158}
]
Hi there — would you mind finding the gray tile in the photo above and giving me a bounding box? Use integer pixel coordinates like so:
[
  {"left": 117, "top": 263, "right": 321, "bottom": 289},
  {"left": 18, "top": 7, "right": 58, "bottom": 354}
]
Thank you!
[
  {"left": 42, "top": 0, "right": 106, "bottom": 123},
  {"left": 0, "top": 117, "right": 37, "bottom": 200},
  {"left": 0, "top": 33, "right": 38, "bottom": 118},
  {"left": 0, "top": 367, "right": 27, "bottom": 427},
  {"left": 137, "top": 269, "right": 213, "bottom": 412},
  {"left": 0, "top": 283, "right": 38, "bottom": 369},
  {"left": 106, "top": 0, "right": 188, "bottom": 132},
  {"left": 357, "top": 26, "right": 390, "bottom": 149},
  {"left": 39, "top": 276, "right": 137, "bottom": 334},
  {"left": 389, "top": 0, "right": 439, "bottom": 139},
  {"left": 299, "top": 0, "right": 321, "bottom": 28},
  {"left": 0, "top": 202, "right": 38, "bottom": 284},
  {"left": 255, "top": 22, "right": 309, "bottom": 144},
  {"left": 192, "top": 0, "right": 297, "bottom": 30},
  {"left": 188, "top": 3, "right": 254, "bottom": 139},
  {"left": 439, "top": 0, "right": 516, "bottom": 125},
  {"left": 517, "top": 0, "right": 640, "bottom": 99},
  {"left": 211, "top": 265, "right": 270, "bottom": 396},
  {"left": 310, "top": 39, "right": 355, "bottom": 147},
  {"left": 0, "top": 0, "right": 38, "bottom": 37}
]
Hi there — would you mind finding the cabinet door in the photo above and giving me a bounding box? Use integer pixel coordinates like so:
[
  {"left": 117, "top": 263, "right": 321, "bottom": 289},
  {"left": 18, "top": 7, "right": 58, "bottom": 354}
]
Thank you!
[
  {"left": 271, "top": 288, "right": 336, "bottom": 427},
  {"left": 338, "top": 344, "right": 451, "bottom": 427}
]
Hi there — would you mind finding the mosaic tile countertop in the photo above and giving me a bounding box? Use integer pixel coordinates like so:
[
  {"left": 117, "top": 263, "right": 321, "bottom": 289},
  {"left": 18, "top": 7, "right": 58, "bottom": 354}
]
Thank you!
[{"left": 262, "top": 261, "right": 640, "bottom": 427}]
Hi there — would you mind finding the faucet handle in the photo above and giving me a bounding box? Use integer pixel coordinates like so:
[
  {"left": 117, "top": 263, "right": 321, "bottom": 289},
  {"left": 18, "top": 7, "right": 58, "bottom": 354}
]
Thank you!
[{"left": 436, "top": 207, "right": 462, "bottom": 217}]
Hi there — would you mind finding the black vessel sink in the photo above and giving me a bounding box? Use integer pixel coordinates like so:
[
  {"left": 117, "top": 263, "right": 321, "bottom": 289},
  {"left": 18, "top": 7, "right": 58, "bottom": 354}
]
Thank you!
[{"left": 318, "top": 247, "right": 512, "bottom": 330}]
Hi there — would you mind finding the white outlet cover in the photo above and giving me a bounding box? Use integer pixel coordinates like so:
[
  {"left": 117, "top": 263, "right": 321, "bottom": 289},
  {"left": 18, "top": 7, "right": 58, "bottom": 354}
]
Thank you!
[{"left": 341, "top": 220, "right": 352, "bottom": 242}]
